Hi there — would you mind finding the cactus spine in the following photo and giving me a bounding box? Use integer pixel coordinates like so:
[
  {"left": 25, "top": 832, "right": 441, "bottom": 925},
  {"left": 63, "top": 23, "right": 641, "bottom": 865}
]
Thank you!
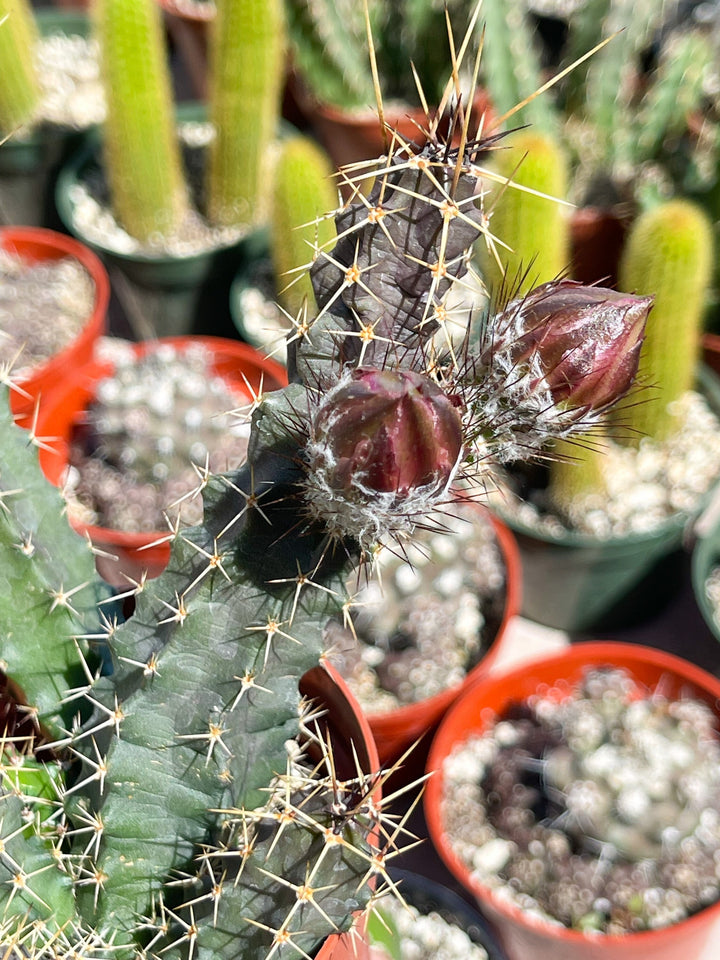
[
  {"left": 616, "top": 199, "right": 714, "bottom": 443},
  {"left": 206, "top": 0, "right": 285, "bottom": 228},
  {"left": 0, "top": 0, "right": 41, "bottom": 133},
  {"left": 95, "top": 0, "right": 189, "bottom": 242},
  {"left": 479, "top": 129, "right": 570, "bottom": 298},
  {"left": 270, "top": 135, "right": 337, "bottom": 317}
]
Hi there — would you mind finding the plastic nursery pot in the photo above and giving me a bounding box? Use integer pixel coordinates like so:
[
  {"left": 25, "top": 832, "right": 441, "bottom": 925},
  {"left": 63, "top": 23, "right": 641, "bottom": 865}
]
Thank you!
[
  {"left": 0, "top": 226, "right": 109, "bottom": 428},
  {"left": 53, "top": 103, "right": 268, "bottom": 339},
  {"left": 495, "top": 364, "right": 720, "bottom": 635},
  {"left": 303, "top": 662, "right": 381, "bottom": 960},
  {"left": 425, "top": 641, "right": 720, "bottom": 960},
  {"left": 0, "top": 9, "right": 98, "bottom": 228},
  {"left": 35, "top": 335, "right": 287, "bottom": 587},
  {"left": 692, "top": 506, "right": 720, "bottom": 644},
  {"left": 367, "top": 503, "right": 522, "bottom": 776}
]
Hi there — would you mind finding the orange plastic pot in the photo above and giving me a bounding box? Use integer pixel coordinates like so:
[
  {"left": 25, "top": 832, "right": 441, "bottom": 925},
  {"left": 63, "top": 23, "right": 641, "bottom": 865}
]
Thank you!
[
  {"left": 36, "top": 336, "right": 286, "bottom": 586},
  {"left": 368, "top": 503, "right": 522, "bottom": 774},
  {"left": 303, "top": 661, "right": 380, "bottom": 960},
  {"left": 1, "top": 226, "right": 109, "bottom": 428},
  {"left": 425, "top": 642, "right": 720, "bottom": 960}
]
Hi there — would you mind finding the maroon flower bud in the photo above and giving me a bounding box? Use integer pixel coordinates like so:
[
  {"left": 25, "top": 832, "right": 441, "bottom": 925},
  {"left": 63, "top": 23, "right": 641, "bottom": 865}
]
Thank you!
[
  {"left": 502, "top": 280, "right": 653, "bottom": 416},
  {"left": 312, "top": 367, "right": 463, "bottom": 497}
]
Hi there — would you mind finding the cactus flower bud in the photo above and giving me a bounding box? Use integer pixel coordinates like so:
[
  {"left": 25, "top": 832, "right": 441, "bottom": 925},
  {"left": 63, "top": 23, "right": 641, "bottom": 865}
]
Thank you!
[
  {"left": 305, "top": 367, "right": 463, "bottom": 547},
  {"left": 469, "top": 280, "right": 653, "bottom": 463},
  {"left": 504, "top": 279, "right": 653, "bottom": 416}
]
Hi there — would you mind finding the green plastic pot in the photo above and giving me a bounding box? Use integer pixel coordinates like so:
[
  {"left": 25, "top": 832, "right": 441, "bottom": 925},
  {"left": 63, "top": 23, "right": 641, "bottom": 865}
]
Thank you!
[
  {"left": 54, "top": 103, "right": 268, "bottom": 339},
  {"left": 495, "top": 365, "right": 720, "bottom": 634},
  {"left": 0, "top": 9, "right": 97, "bottom": 228}
]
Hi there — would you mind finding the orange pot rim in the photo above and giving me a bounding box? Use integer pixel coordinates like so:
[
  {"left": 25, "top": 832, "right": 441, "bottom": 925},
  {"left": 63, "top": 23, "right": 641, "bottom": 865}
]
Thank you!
[
  {"left": 425, "top": 640, "right": 720, "bottom": 950},
  {"left": 1, "top": 225, "right": 110, "bottom": 401}
]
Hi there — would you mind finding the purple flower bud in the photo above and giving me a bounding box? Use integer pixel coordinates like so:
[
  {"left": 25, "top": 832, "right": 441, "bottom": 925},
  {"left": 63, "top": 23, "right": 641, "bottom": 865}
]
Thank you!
[
  {"left": 312, "top": 368, "right": 463, "bottom": 497},
  {"left": 500, "top": 280, "right": 653, "bottom": 416}
]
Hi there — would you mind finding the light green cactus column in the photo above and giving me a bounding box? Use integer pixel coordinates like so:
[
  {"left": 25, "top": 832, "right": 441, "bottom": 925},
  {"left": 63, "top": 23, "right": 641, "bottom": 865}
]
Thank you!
[
  {"left": 95, "top": 0, "right": 189, "bottom": 243},
  {"left": 479, "top": 129, "right": 570, "bottom": 299},
  {"left": 616, "top": 199, "right": 714, "bottom": 443},
  {"left": 206, "top": 0, "right": 285, "bottom": 228},
  {"left": 270, "top": 134, "right": 337, "bottom": 316},
  {"left": 0, "top": 0, "right": 41, "bottom": 133}
]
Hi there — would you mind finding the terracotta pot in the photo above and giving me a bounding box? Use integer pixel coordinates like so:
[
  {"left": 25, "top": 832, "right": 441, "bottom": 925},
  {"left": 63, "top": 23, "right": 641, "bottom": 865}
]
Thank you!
[
  {"left": 569, "top": 205, "right": 630, "bottom": 288},
  {"left": 303, "top": 662, "right": 381, "bottom": 960},
  {"left": 425, "top": 641, "right": 720, "bottom": 960},
  {"left": 364, "top": 502, "right": 522, "bottom": 775},
  {"left": 36, "top": 335, "right": 286, "bottom": 586},
  {"left": 0, "top": 226, "right": 109, "bottom": 428}
]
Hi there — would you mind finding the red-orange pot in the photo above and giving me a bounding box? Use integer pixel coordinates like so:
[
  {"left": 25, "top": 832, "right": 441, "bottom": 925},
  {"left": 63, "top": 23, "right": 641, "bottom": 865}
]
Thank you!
[
  {"left": 368, "top": 502, "right": 522, "bottom": 775},
  {"left": 1, "top": 226, "right": 109, "bottom": 428},
  {"left": 36, "top": 335, "right": 286, "bottom": 586},
  {"left": 303, "top": 661, "right": 380, "bottom": 960},
  {"left": 425, "top": 642, "right": 720, "bottom": 960}
]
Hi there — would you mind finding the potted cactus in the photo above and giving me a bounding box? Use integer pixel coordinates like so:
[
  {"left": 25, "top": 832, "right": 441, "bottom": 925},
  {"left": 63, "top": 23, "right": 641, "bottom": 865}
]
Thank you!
[
  {"left": 0, "top": 0, "right": 104, "bottom": 226},
  {"left": 0, "top": 86, "right": 655, "bottom": 955},
  {"left": 425, "top": 642, "right": 720, "bottom": 960},
  {"left": 55, "top": 0, "right": 286, "bottom": 337}
]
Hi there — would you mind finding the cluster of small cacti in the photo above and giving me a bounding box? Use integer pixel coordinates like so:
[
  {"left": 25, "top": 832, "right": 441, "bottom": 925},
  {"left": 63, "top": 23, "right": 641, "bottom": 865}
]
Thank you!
[
  {"left": 0, "top": 67, "right": 655, "bottom": 955},
  {"left": 441, "top": 666, "right": 720, "bottom": 933},
  {"left": 65, "top": 342, "right": 251, "bottom": 532}
]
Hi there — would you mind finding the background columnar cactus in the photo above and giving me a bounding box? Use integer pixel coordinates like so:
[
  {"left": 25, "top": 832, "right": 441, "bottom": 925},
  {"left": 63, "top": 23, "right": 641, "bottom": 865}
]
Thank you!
[
  {"left": 94, "top": 0, "right": 190, "bottom": 243},
  {"left": 0, "top": 0, "right": 41, "bottom": 134}
]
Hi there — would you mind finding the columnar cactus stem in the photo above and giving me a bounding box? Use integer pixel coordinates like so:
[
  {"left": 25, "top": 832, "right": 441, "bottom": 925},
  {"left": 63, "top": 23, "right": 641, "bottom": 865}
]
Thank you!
[
  {"left": 206, "top": 0, "right": 285, "bottom": 228},
  {"left": 95, "top": 0, "right": 190, "bottom": 242},
  {"left": 0, "top": 0, "right": 41, "bottom": 133},
  {"left": 0, "top": 89, "right": 651, "bottom": 957}
]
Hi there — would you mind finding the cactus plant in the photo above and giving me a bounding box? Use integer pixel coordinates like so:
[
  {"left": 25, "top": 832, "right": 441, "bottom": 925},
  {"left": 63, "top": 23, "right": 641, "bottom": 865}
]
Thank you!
[
  {"left": 205, "top": 0, "right": 285, "bottom": 228},
  {"left": 269, "top": 134, "right": 338, "bottom": 317},
  {"left": 285, "top": 0, "right": 478, "bottom": 111},
  {"left": 0, "top": 0, "right": 41, "bottom": 134},
  {"left": 480, "top": 0, "right": 716, "bottom": 210},
  {"left": 478, "top": 128, "right": 570, "bottom": 298},
  {"left": 0, "top": 90, "right": 654, "bottom": 957},
  {"left": 94, "top": 0, "right": 190, "bottom": 243},
  {"left": 614, "top": 198, "right": 715, "bottom": 442}
]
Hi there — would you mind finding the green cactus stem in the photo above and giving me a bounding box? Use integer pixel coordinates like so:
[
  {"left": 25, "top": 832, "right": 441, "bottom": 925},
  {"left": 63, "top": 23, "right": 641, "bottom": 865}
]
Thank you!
[
  {"left": 615, "top": 198, "right": 714, "bottom": 443},
  {"left": 478, "top": 129, "right": 570, "bottom": 298},
  {"left": 206, "top": 0, "right": 285, "bottom": 228},
  {"left": 0, "top": 0, "right": 41, "bottom": 133},
  {"left": 270, "top": 135, "right": 337, "bottom": 317},
  {"left": 95, "top": 0, "right": 190, "bottom": 242}
]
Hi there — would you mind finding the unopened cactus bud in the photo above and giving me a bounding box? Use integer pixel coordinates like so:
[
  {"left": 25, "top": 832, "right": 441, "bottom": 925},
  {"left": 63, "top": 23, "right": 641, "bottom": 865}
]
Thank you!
[
  {"left": 467, "top": 280, "right": 653, "bottom": 463},
  {"left": 503, "top": 280, "right": 652, "bottom": 417},
  {"left": 305, "top": 367, "right": 463, "bottom": 549}
]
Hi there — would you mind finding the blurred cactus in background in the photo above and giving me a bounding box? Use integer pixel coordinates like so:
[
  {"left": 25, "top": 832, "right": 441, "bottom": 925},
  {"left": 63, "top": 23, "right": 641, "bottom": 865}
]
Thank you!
[
  {"left": 206, "top": 0, "right": 285, "bottom": 227},
  {"left": 0, "top": 0, "right": 41, "bottom": 134},
  {"left": 95, "top": 0, "right": 190, "bottom": 242}
]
